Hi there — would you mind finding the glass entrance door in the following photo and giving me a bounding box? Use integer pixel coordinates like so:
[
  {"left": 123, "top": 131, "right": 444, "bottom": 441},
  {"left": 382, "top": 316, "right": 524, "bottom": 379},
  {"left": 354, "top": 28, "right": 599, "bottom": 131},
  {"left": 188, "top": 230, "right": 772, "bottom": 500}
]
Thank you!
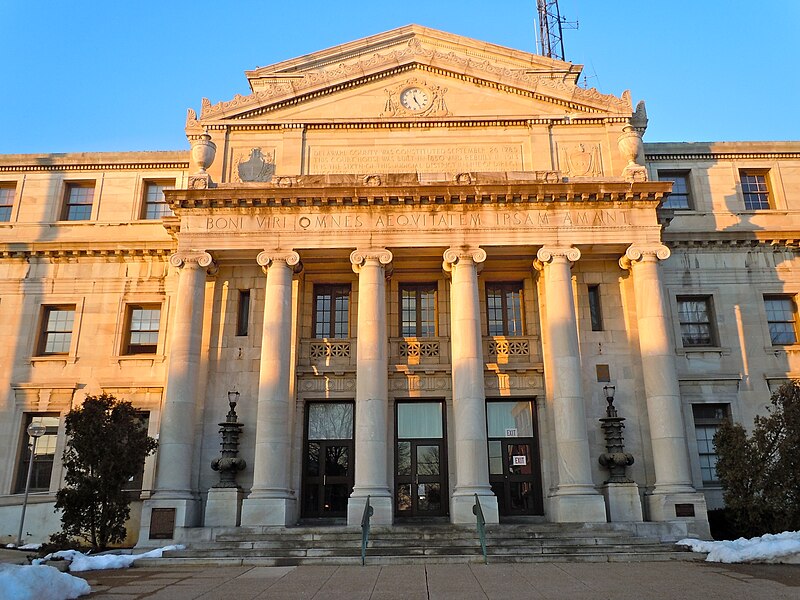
[
  {"left": 302, "top": 402, "right": 354, "bottom": 518},
  {"left": 487, "top": 400, "right": 544, "bottom": 516},
  {"left": 395, "top": 401, "right": 448, "bottom": 517}
]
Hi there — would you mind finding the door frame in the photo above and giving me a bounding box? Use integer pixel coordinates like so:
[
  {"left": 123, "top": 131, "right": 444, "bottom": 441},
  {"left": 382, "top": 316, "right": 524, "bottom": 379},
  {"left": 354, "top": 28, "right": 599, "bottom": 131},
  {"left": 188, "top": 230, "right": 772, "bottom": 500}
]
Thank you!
[{"left": 394, "top": 398, "right": 449, "bottom": 518}]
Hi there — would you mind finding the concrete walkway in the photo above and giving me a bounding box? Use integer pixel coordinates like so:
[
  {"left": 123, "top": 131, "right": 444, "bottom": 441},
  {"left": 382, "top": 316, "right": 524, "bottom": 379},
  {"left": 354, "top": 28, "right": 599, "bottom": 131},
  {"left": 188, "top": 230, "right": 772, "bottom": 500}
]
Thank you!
[{"left": 71, "top": 562, "right": 800, "bottom": 599}]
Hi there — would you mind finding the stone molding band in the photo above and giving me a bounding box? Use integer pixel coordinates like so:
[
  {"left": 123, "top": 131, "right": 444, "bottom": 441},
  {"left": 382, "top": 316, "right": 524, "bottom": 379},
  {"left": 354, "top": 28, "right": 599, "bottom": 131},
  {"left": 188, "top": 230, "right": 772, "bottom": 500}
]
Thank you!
[{"left": 619, "top": 243, "right": 671, "bottom": 270}]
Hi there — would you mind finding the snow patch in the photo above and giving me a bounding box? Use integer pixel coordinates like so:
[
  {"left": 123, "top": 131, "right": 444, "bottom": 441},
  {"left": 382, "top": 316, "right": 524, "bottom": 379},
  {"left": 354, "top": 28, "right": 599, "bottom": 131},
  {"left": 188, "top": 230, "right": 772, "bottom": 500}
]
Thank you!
[
  {"left": 0, "top": 563, "right": 90, "bottom": 600},
  {"left": 33, "top": 544, "right": 185, "bottom": 572},
  {"left": 677, "top": 530, "right": 800, "bottom": 563}
]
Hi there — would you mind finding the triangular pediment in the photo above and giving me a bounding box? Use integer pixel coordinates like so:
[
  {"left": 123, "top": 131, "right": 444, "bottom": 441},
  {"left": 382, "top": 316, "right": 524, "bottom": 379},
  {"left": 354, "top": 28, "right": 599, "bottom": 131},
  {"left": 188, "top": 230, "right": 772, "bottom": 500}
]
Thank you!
[{"left": 190, "top": 25, "right": 632, "bottom": 128}]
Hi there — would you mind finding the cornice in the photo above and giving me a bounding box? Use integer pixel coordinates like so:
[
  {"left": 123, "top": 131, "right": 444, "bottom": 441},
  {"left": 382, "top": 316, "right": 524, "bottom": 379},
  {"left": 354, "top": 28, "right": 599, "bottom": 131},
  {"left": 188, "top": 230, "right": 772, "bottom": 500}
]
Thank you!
[
  {"left": 646, "top": 152, "right": 800, "bottom": 162},
  {"left": 0, "top": 247, "right": 174, "bottom": 260},
  {"left": 665, "top": 237, "right": 800, "bottom": 250},
  {"left": 165, "top": 179, "right": 668, "bottom": 211},
  {"left": 0, "top": 161, "right": 189, "bottom": 173}
]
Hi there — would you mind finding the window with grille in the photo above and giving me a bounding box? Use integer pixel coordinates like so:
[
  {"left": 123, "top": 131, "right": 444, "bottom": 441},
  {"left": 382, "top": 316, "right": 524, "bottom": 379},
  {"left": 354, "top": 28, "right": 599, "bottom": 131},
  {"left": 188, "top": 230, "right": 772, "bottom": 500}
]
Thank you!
[
  {"left": 764, "top": 295, "right": 798, "bottom": 345},
  {"left": 314, "top": 284, "right": 350, "bottom": 339},
  {"left": 63, "top": 182, "right": 95, "bottom": 221},
  {"left": 677, "top": 296, "right": 715, "bottom": 347},
  {"left": 236, "top": 290, "right": 251, "bottom": 337},
  {"left": 400, "top": 284, "right": 436, "bottom": 337},
  {"left": 15, "top": 414, "right": 60, "bottom": 493},
  {"left": 486, "top": 283, "right": 524, "bottom": 336},
  {"left": 692, "top": 404, "right": 729, "bottom": 483},
  {"left": 142, "top": 180, "right": 175, "bottom": 219},
  {"left": 0, "top": 184, "right": 15, "bottom": 221},
  {"left": 125, "top": 305, "right": 161, "bottom": 354},
  {"left": 588, "top": 284, "right": 603, "bottom": 331},
  {"left": 658, "top": 171, "right": 692, "bottom": 210},
  {"left": 740, "top": 171, "right": 771, "bottom": 210},
  {"left": 38, "top": 306, "right": 76, "bottom": 355}
]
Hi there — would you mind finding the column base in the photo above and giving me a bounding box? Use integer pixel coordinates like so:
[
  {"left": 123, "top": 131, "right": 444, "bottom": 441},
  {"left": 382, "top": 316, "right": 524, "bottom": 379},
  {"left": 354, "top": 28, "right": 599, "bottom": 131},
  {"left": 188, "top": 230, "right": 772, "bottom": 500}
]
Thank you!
[
  {"left": 240, "top": 496, "right": 297, "bottom": 527},
  {"left": 601, "top": 482, "right": 643, "bottom": 523},
  {"left": 450, "top": 492, "right": 498, "bottom": 525},
  {"left": 205, "top": 487, "right": 244, "bottom": 527},
  {"left": 548, "top": 488, "right": 607, "bottom": 523},
  {"left": 347, "top": 494, "right": 393, "bottom": 526},
  {"left": 645, "top": 490, "right": 710, "bottom": 539},
  {"left": 137, "top": 497, "right": 200, "bottom": 547}
]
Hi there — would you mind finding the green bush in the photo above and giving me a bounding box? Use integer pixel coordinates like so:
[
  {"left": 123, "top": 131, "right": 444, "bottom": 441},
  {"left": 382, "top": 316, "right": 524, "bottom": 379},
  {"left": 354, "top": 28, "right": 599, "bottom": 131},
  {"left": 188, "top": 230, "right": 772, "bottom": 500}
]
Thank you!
[{"left": 714, "top": 380, "right": 800, "bottom": 537}]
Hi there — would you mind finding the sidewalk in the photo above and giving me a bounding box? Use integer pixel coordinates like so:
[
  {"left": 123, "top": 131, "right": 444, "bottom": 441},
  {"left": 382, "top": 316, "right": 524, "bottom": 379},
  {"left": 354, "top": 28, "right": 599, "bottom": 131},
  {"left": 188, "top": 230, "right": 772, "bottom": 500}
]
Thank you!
[{"left": 72, "top": 562, "right": 799, "bottom": 599}]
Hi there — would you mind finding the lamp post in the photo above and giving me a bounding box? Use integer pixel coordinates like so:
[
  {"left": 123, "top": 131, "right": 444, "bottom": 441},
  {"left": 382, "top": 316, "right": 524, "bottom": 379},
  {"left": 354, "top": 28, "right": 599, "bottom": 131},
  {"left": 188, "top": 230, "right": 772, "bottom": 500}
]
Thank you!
[
  {"left": 598, "top": 384, "right": 635, "bottom": 483},
  {"left": 17, "top": 422, "right": 47, "bottom": 546},
  {"left": 210, "top": 390, "right": 246, "bottom": 488}
]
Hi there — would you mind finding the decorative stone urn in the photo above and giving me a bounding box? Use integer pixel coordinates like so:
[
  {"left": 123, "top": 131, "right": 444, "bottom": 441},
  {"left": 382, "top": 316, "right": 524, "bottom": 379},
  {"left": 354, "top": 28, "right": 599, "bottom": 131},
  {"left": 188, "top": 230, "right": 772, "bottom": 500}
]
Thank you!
[
  {"left": 617, "top": 125, "right": 647, "bottom": 182},
  {"left": 190, "top": 133, "right": 216, "bottom": 174}
]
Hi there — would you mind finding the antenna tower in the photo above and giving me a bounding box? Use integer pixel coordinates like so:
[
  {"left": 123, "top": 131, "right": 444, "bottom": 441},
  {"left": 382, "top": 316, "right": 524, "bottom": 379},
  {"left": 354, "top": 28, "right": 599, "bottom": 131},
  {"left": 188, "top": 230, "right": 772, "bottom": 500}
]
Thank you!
[{"left": 536, "top": 0, "right": 577, "bottom": 61}]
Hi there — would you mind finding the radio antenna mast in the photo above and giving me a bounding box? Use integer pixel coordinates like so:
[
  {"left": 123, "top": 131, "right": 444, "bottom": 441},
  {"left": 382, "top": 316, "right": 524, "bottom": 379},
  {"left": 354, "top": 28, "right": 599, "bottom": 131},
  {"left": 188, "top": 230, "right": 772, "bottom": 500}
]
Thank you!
[{"left": 536, "top": 0, "right": 578, "bottom": 61}]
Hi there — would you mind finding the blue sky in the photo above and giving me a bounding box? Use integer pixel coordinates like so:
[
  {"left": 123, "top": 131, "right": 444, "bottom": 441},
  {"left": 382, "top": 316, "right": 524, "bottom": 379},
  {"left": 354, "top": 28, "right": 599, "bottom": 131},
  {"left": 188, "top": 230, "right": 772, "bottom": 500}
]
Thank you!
[{"left": 1, "top": 1, "right": 798, "bottom": 154}]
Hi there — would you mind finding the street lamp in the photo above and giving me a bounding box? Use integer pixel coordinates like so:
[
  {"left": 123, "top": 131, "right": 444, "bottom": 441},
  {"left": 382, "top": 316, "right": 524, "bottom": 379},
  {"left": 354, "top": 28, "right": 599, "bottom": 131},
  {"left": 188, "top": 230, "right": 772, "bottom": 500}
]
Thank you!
[
  {"left": 211, "top": 390, "right": 246, "bottom": 488},
  {"left": 17, "top": 421, "right": 47, "bottom": 546},
  {"left": 603, "top": 384, "right": 617, "bottom": 417}
]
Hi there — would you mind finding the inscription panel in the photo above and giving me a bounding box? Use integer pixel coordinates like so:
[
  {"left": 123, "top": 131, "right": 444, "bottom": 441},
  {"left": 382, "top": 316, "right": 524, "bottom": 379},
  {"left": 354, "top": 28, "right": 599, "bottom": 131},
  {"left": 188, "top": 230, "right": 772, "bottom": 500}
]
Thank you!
[{"left": 307, "top": 144, "right": 524, "bottom": 174}]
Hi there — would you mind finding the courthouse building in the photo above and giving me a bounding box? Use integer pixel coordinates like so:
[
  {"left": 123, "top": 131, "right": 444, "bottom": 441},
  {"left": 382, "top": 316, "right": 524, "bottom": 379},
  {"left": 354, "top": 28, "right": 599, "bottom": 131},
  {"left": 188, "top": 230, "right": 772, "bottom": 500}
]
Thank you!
[{"left": 1, "top": 26, "right": 798, "bottom": 545}]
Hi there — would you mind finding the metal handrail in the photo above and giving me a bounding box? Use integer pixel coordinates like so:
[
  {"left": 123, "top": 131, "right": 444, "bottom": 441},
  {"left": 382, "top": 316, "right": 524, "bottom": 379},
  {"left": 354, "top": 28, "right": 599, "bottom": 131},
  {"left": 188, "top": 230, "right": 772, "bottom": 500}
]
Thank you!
[
  {"left": 360, "top": 495, "right": 373, "bottom": 566},
  {"left": 472, "top": 493, "right": 488, "bottom": 564}
]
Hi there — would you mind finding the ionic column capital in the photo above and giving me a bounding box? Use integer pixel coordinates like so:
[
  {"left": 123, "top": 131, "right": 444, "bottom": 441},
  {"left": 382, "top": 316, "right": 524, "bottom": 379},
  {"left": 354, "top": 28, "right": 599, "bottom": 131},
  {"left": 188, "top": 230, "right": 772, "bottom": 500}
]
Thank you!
[
  {"left": 619, "top": 243, "right": 671, "bottom": 270},
  {"left": 533, "top": 246, "right": 580, "bottom": 271},
  {"left": 169, "top": 250, "right": 216, "bottom": 274},
  {"left": 257, "top": 250, "right": 302, "bottom": 274},
  {"left": 442, "top": 246, "right": 486, "bottom": 274},
  {"left": 350, "top": 248, "right": 393, "bottom": 274}
]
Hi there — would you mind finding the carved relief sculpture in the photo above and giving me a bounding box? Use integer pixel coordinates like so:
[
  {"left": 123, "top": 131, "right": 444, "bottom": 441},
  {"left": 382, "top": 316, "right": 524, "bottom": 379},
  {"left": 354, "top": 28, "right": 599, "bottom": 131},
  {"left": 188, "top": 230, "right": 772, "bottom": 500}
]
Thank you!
[
  {"left": 559, "top": 143, "right": 602, "bottom": 177},
  {"left": 381, "top": 78, "right": 451, "bottom": 118},
  {"left": 234, "top": 148, "right": 275, "bottom": 183}
]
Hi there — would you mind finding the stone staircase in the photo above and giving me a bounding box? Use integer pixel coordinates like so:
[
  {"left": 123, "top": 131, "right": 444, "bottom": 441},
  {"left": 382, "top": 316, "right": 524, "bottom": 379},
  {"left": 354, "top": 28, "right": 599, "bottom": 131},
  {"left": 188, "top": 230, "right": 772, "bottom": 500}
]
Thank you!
[{"left": 136, "top": 523, "right": 703, "bottom": 566}]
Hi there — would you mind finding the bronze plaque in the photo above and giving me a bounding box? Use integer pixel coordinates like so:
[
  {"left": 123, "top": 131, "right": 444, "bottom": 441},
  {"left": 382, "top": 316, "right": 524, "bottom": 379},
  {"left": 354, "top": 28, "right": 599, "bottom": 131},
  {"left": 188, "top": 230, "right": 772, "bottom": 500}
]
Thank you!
[
  {"left": 149, "top": 508, "right": 176, "bottom": 539},
  {"left": 595, "top": 364, "right": 611, "bottom": 382},
  {"left": 675, "top": 503, "right": 696, "bottom": 518}
]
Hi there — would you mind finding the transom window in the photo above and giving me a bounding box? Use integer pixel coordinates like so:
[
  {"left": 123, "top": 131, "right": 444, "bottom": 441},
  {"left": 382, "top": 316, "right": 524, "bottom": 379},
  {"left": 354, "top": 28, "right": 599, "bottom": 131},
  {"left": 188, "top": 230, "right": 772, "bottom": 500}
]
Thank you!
[
  {"left": 692, "top": 404, "right": 729, "bottom": 483},
  {"left": 38, "top": 306, "right": 76, "bottom": 355},
  {"left": 125, "top": 305, "right": 161, "bottom": 354},
  {"left": 400, "top": 284, "right": 437, "bottom": 337},
  {"left": 764, "top": 295, "right": 798, "bottom": 345},
  {"left": 658, "top": 171, "right": 692, "bottom": 210},
  {"left": 486, "top": 283, "right": 524, "bottom": 336},
  {"left": 142, "top": 180, "right": 175, "bottom": 219},
  {"left": 677, "top": 296, "right": 715, "bottom": 347},
  {"left": 740, "top": 171, "right": 771, "bottom": 210},
  {"left": 0, "top": 184, "right": 15, "bottom": 221},
  {"left": 63, "top": 182, "right": 95, "bottom": 221},
  {"left": 314, "top": 284, "right": 350, "bottom": 339}
]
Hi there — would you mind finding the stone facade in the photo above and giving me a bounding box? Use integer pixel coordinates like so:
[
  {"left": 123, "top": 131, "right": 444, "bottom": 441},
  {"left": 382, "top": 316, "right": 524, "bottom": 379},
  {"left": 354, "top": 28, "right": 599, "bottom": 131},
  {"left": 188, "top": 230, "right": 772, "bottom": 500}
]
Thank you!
[{"left": 1, "top": 26, "right": 797, "bottom": 545}]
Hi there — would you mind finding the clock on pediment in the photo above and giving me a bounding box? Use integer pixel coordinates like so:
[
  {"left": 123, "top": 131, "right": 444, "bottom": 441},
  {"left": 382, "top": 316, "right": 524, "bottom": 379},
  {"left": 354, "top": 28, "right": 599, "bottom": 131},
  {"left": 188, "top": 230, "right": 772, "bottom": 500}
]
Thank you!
[{"left": 381, "top": 79, "right": 451, "bottom": 118}]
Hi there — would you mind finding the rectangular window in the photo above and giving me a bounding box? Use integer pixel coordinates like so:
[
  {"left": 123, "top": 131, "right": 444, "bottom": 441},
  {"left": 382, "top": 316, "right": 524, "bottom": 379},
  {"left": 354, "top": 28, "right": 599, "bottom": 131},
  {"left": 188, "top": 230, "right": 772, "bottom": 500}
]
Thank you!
[
  {"left": 125, "top": 305, "right": 161, "bottom": 354},
  {"left": 0, "top": 184, "right": 15, "bottom": 222},
  {"left": 588, "top": 284, "right": 603, "bottom": 331},
  {"left": 15, "top": 414, "right": 60, "bottom": 493},
  {"left": 142, "top": 180, "right": 175, "bottom": 219},
  {"left": 400, "top": 284, "right": 437, "bottom": 337},
  {"left": 38, "top": 306, "right": 75, "bottom": 355},
  {"left": 764, "top": 295, "right": 798, "bottom": 345},
  {"left": 62, "top": 182, "right": 95, "bottom": 221},
  {"left": 740, "top": 170, "right": 771, "bottom": 210},
  {"left": 486, "top": 283, "right": 524, "bottom": 336},
  {"left": 658, "top": 171, "right": 692, "bottom": 210},
  {"left": 677, "top": 296, "right": 715, "bottom": 347},
  {"left": 122, "top": 412, "right": 150, "bottom": 496},
  {"left": 236, "top": 290, "right": 251, "bottom": 337},
  {"left": 314, "top": 284, "right": 350, "bottom": 339},
  {"left": 692, "top": 404, "right": 729, "bottom": 483}
]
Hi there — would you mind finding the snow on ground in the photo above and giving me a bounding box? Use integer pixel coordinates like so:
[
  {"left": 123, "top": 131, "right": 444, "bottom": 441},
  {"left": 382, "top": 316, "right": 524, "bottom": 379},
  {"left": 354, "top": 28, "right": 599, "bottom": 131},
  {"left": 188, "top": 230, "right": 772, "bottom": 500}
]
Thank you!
[
  {"left": 33, "top": 544, "right": 185, "bottom": 572},
  {"left": 0, "top": 563, "right": 90, "bottom": 600},
  {"left": 677, "top": 530, "right": 800, "bottom": 563}
]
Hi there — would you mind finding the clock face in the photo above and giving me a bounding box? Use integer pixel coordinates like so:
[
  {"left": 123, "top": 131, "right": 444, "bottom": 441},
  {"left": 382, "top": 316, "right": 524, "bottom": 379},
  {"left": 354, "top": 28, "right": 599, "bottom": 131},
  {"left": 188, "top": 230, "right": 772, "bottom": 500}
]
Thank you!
[{"left": 400, "top": 87, "right": 430, "bottom": 111}]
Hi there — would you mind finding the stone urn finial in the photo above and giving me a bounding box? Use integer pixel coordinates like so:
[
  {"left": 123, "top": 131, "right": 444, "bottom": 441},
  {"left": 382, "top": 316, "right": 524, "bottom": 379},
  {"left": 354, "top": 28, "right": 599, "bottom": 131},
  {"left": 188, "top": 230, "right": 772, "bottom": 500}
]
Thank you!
[
  {"left": 617, "top": 125, "right": 647, "bottom": 182},
  {"left": 190, "top": 132, "right": 216, "bottom": 175}
]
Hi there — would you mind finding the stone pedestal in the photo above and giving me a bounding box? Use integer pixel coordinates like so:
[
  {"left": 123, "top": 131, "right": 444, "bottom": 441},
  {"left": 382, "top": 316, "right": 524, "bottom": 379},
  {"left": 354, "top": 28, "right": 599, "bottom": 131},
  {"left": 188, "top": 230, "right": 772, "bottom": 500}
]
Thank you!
[
  {"left": 602, "top": 483, "right": 644, "bottom": 523},
  {"left": 205, "top": 488, "right": 244, "bottom": 527},
  {"left": 241, "top": 250, "right": 301, "bottom": 527},
  {"left": 646, "top": 492, "right": 710, "bottom": 539},
  {"left": 347, "top": 249, "right": 393, "bottom": 526}
]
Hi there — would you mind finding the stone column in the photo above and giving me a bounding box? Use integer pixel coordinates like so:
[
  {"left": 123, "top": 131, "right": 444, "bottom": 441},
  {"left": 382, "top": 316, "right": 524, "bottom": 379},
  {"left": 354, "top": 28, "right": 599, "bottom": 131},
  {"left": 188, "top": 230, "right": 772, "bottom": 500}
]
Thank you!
[
  {"left": 534, "top": 246, "right": 606, "bottom": 522},
  {"left": 620, "top": 244, "right": 709, "bottom": 535},
  {"left": 143, "top": 250, "right": 215, "bottom": 539},
  {"left": 240, "top": 250, "right": 301, "bottom": 526},
  {"left": 347, "top": 249, "right": 393, "bottom": 525},
  {"left": 443, "top": 247, "right": 499, "bottom": 524}
]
